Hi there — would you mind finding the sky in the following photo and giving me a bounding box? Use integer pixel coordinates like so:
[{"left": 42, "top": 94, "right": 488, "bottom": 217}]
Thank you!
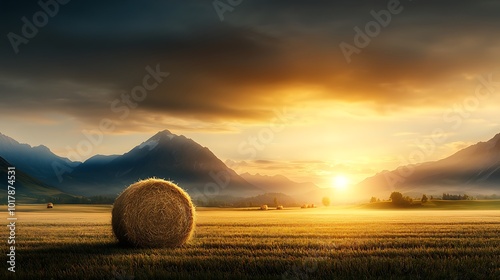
[{"left": 1, "top": 0, "right": 500, "bottom": 189}]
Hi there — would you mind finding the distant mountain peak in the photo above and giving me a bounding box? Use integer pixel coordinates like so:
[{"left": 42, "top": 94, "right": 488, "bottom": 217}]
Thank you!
[
  {"left": 0, "top": 132, "right": 21, "bottom": 146},
  {"left": 33, "top": 145, "right": 51, "bottom": 152},
  {"left": 244, "top": 172, "right": 288, "bottom": 180},
  {"left": 356, "top": 132, "right": 500, "bottom": 197},
  {"left": 136, "top": 130, "right": 179, "bottom": 151},
  {"left": 149, "top": 129, "right": 176, "bottom": 141},
  {"left": 156, "top": 129, "right": 174, "bottom": 136},
  {"left": 0, "top": 132, "right": 78, "bottom": 185},
  {"left": 490, "top": 132, "right": 500, "bottom": 143},
  {"left": 240, "top": 172, "right": 320, "bottom": 195},
  {"left": 65, "top": 130, "right": 261, "bottom": 197}
]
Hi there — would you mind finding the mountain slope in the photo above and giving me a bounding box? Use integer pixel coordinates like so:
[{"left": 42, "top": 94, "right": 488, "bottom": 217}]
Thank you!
[
  {"left": 0, "top": 156, "right": 79, "bottom": 203},
  {"left": 59, "top": 130, "right": 263, "bottom": 197},
  {"left": 234, "top": 193, "right": 298, "bottom": 207},
  {"left": 0, "top": 133, "right": 78, "bottom": 186},
  {"left": 356, "top": 133, "right": 500, "bottom": 198},
  {"left": 240, "top": 173, "right": 320, "bottom": 195}
]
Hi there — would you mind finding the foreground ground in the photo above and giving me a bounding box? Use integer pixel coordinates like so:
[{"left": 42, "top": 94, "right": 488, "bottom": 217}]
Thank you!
[{"left": 2, "top": 205, "right": 500, "bottom": 279}]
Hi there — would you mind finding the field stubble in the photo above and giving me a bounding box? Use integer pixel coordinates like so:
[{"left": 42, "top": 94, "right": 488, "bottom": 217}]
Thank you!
[{"left": 1, "top": 205, "right": 499, "bottom": 279}]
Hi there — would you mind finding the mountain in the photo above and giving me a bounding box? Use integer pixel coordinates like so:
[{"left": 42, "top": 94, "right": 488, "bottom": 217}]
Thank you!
[
  {"left": 83, "top": 154, "right": 120, "bottom": 165},
  {"left": 240, "top": 173, "right": 320, "bottom": 195},
  {"left": 58, "top": 130, "right": 263, "bottom": 198},
  {"left": 0, "top": 156, "right": 80, "bottom": 203},
  {"left": 234, "top": 193, "right": 298, "bottom": 207},
  {"left": 356, "top": 133, "right": 500, "bottom": 198},
  {"left": 0, "top": 132, "right": 78, "bottom": 186},
  {"left": 239, "top": 173, "right": 333, "bottom": 205}
]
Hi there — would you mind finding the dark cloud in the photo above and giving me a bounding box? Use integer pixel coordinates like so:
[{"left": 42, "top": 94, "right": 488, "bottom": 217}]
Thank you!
[{"left": 1, "top": 0, "right": 499, "bottom": 130}]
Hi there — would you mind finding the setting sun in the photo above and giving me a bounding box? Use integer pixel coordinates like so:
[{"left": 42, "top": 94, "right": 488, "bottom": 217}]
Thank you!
[{"left": 332, "top": 175, "right": 350, "bottom": 191}]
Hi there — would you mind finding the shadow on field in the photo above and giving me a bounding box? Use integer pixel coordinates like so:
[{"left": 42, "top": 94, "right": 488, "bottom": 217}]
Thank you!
[{"left": 26, "top": 242, "right": 176, "bottom": 255}]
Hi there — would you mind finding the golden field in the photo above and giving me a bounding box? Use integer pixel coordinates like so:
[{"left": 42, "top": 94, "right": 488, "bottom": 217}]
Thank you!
[{"left": 1, "top": 204, "right": 499, "bottom": 279}]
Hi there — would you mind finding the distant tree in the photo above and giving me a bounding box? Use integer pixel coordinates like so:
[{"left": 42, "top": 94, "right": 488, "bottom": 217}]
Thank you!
[
  {"left": 390, "top": 192, "right": 412, "bottom": 207},
  {"left": 370, "top": 197, "right": 377, "bottom": 203},
  {"left": 377, "top": 198, "right": 381, "bottom": 202},
  {"left": 421, "top": 194, "right": 428, "bottom": 203},
  {"left": 274, "top": 197, "right": 278, "bottom": 207},
  {"left": 322, "top": 197, "right": 331, "bottom": 207},
  {"left": 390, "top": 192, "right": 403, "bottom": 203},
  {"left": 430, "top": 195, "right": 434, "bottom": 200},
  {"left": 442, "top": 193, "right": 470, "bottom": 200}
]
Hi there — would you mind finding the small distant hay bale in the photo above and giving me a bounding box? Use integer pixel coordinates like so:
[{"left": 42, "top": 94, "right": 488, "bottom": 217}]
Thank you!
[
  {"left": 276, "top": 205, "right": 284, "bottom": 210},
  {"left": 47, "top": 203, "right": 53, "bottom": 209},
  {"left": 301, "top": 204, "right": 308, "bottom": 209},
  {"left": 260, "top": 204, "right": 268, "bottom": 210},
  {"left": 112, "top": 178, "right": 195, "bottom": 248}
]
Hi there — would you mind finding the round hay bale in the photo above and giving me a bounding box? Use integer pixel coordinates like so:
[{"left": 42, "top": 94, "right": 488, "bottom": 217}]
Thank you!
[
  {"left": 276, "top": 205, "right": 284, "bottom": 210},
  {"left": 260, "top": 204, "right": 268, "bottom": 210},
  {"left": 112, "top": 178, "right": 195, "bottom": 248}
]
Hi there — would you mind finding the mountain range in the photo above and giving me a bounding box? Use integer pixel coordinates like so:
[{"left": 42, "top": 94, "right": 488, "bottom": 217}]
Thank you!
[
  {"left": 356, "top": 133, "right": 500, "bottom": 198},
  {"left": 0, "top": 133, "right": 77, "bottom": 186},
  {"left": 240, "top": 173, "right": 320, "bottom": 195},
  {"left": 0, "top": 130, "right": 499, "bottom": 204},
  {"left": 58, "top": 130, "right": 263, "bottom": 198},
  {"left": 1, "top": 130, "right": 318, "bottom": 202},
  {"left": 0, "top": 156, "right": 79, "bottom": 203}
]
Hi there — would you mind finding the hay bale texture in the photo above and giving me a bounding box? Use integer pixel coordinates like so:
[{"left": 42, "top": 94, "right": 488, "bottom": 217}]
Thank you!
[
  {"left": 112, "top": 178, "right": 195, "bottom": 248},
  {"left": 260, "top": 204, "right": 268, "bottom": 210}
]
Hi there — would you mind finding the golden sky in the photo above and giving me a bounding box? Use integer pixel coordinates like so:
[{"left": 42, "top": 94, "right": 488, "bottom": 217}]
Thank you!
[{"left": 1, "top": 1, "right": 500, "bottom": 188}]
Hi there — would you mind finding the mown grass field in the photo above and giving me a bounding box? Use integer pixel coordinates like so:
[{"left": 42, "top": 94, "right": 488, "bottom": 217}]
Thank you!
[
  {"left": 358, "top": 199, "right": 500, "bottom": 210},
  {"left": 2, "top": 204, "right": 500, "bottom": 279}
]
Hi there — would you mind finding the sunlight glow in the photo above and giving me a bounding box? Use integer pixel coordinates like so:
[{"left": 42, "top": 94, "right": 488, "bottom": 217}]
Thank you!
[{"left": 332, "top": 175, "right": 350, "bottom": 191}]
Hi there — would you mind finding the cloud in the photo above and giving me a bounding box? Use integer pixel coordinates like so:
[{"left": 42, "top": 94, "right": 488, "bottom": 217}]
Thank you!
[{"left": 1, "top": 0, "right": 499, "bottom": 132}]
